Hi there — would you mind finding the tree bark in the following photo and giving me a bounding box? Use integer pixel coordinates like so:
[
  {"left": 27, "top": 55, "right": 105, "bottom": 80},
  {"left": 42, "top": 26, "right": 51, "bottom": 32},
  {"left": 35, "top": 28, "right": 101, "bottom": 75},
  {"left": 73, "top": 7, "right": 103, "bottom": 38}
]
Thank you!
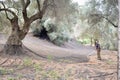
[
  {"left": 90, "top": 37, "right": 93, "bottom": 46},
  {"left": 3, "top": 18, "right": 25, "bottom": 55},
  {"left": 4, "top": 33, "right": 23, "bottom": 55}
]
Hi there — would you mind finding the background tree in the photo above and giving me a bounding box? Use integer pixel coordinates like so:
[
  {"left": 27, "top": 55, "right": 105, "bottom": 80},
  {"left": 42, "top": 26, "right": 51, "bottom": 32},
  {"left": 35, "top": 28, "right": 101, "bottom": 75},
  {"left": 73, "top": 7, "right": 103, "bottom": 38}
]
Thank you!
[{"left": 78, "top": 0, "right": 118, "bottom": 50}]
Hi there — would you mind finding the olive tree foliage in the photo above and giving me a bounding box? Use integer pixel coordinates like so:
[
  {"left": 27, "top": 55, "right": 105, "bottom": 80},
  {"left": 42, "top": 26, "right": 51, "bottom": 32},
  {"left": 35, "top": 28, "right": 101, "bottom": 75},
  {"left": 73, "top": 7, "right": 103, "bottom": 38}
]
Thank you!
[
  {"left": 79, "top": 0, "right": 118, "bottom": 50},
  {"left": 32, "top": 0, "right": 79, "bottom": 46},
  {"left": 83, "top": 0, "right": 118, "bottom": 27},
  {"left": 42, "top": 18, "right": 70, "bottom": 46}
]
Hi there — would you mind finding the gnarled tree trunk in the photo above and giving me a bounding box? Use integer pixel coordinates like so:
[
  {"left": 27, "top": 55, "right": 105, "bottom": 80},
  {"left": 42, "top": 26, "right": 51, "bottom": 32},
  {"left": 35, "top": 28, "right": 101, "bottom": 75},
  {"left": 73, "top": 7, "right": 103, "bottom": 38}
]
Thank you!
[
  {"left": 3, "top": 18, "right": 26, "bottom": 55},
  {"left": 0, "top": 0, "right": 49, "bottom": 55},
  {"left": 4, "top": 32, "right": 23, "bottom": 55}
]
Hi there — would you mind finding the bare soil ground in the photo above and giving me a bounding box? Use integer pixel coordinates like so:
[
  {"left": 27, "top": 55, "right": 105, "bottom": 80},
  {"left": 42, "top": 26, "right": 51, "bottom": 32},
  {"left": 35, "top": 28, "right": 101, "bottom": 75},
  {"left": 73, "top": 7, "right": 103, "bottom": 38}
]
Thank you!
[
  {"left": 0, "top": 33, "right": 117, "bottom": 80},
  {"left": 0, "top": 49, "right": 117, "bottom": 80}
]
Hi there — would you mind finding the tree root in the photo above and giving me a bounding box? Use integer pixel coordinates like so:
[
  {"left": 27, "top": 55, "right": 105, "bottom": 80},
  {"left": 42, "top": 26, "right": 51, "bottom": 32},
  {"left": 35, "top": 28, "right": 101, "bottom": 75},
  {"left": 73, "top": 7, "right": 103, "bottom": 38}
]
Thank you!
[
  {"left": 0, "top": 58, "right": 9, "bottom": 66},
  {"left": 4, "top": 44, "right": 25, "bottom": 55},
  {"left": 89, "top": 72, "right": 117, "bottom": 78}
]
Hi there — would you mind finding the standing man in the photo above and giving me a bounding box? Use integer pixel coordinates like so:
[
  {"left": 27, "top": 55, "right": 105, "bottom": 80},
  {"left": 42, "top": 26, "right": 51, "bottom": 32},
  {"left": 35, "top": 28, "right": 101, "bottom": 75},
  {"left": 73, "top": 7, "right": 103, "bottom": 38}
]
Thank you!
[{"left": 95, "top": 40, "right": 101, "bottom": 60}]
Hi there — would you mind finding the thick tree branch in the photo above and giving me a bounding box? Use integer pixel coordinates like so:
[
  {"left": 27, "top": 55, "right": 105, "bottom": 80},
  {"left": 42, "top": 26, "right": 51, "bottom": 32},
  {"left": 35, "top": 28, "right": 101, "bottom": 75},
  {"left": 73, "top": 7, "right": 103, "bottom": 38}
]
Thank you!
[
  {"left": 0, "top": 1, "right": 20, "bottom": 31},
  {"left": 22, "top": 0, "right": 30, "bottom": 21},
  {"left": 91, "top": 14, "right": 118, "bottom": 28},
  {"left": 41, "top": 0, "right": 48, "bottom": 15},
  {"left": 0, "top": 2, "right": 11, "bottom": 20},
  {"left": 0, "top": 1, "right": 17, "bottom": 18},
  {"left": 29, "top": 12, "right": 42, "bottom": 24},
  {"left": 102, "top": 16, "right": 118, "bottom": 28},
  {"left": 0, "top": 8, "right": 17, "bottom": 18},
  {"left": 36, "top": 0, "right": 41, "bottom": 12},
  {"left": 20, "top": 0, "right": 49, "bottom": 37},
  {"left": 29, "top": 0, "right": 48, "bottom": 24}
]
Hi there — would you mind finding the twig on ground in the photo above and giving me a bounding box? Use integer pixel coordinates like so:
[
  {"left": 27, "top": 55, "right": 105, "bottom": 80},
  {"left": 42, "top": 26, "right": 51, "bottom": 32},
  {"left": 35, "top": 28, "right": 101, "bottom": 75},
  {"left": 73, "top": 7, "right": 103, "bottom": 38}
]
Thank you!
[
  {"left": 0, "top": 58, "right": 9, "bottom": 65},
  {"left": 89, "top": 72, "right": 117, "bottom": 78},
  {"left": 9, "top": 58, "right": 17, "bottom": 66}
]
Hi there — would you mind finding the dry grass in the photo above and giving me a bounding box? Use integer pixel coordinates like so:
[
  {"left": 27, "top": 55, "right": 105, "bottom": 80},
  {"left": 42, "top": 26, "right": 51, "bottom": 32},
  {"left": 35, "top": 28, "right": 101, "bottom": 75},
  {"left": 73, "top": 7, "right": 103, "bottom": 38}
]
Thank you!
[{"left": 0, "top": 50, "right": 117, "bottom": 80}]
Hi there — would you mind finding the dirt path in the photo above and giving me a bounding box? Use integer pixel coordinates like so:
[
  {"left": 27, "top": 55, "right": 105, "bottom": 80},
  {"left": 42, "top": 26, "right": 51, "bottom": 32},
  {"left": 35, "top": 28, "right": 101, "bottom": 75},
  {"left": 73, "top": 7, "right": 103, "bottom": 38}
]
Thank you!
[
  {"left": 0, "top": 33, "right": 95, "bottom": 62},
  {"left": 23, "top": 34, "right": 95, "bottom": 62}
]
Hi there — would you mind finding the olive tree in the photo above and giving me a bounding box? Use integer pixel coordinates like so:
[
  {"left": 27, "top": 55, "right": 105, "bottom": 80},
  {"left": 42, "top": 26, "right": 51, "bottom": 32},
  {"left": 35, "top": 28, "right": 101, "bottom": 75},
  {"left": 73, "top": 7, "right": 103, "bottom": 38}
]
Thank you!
[{"left": 0, "top": 0, "right": 49, "bottom": 55}]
